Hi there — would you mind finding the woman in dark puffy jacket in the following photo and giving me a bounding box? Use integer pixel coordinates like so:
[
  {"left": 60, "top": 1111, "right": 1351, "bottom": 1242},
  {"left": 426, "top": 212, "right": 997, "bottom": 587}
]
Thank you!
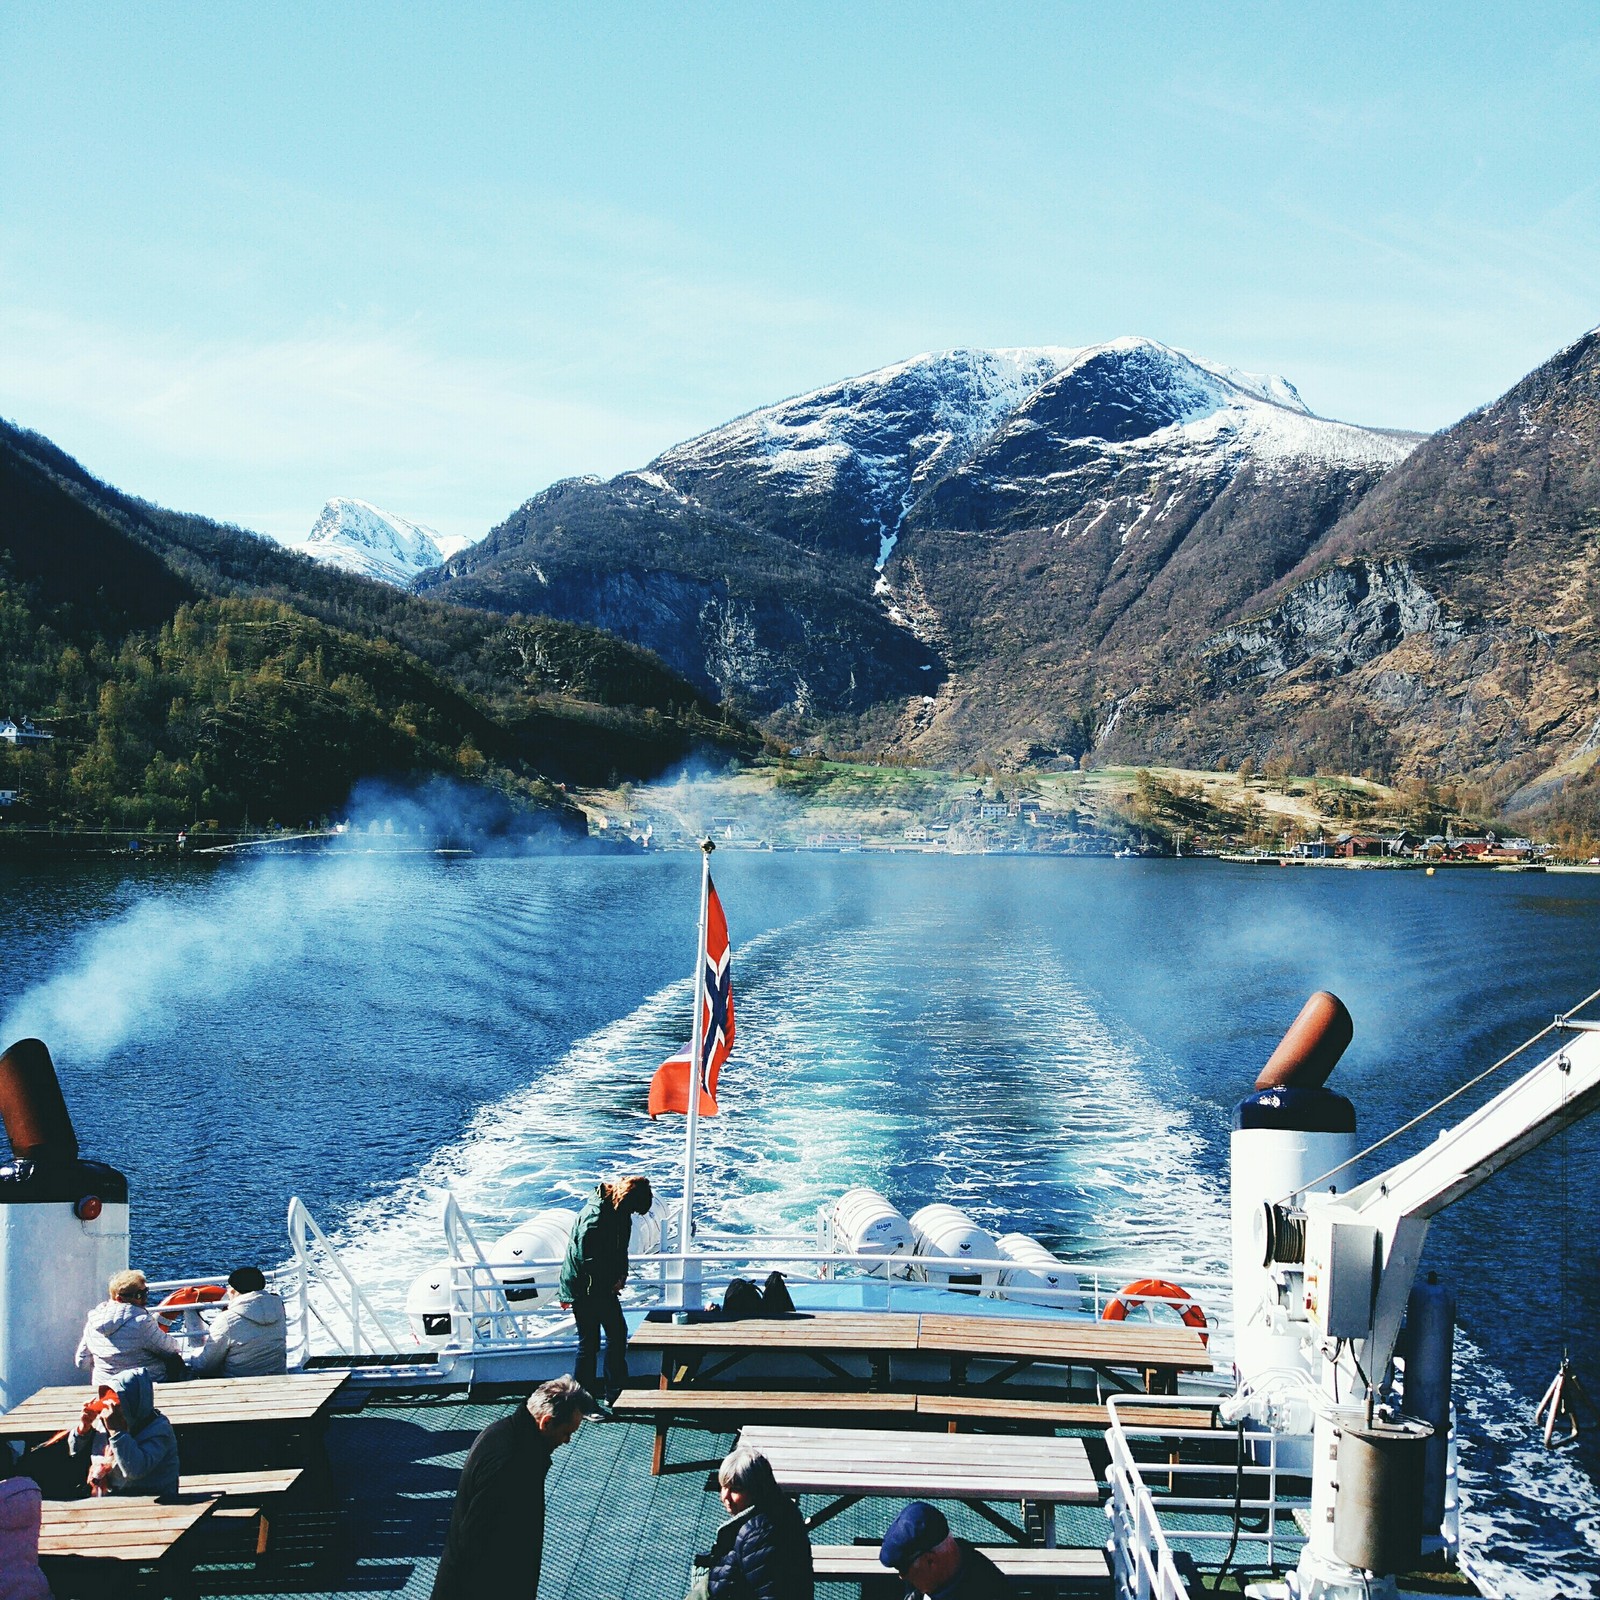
[{"left": 703, "top": 1445, "right": 814, "bottom": 1600}]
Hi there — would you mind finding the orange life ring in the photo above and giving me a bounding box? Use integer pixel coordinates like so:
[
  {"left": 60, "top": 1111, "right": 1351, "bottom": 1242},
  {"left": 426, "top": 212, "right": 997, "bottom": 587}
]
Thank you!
[
  {"left": 156, "top": 1284, "right": 226, "bottom": 1329},
  {"left": 1101, "top": 1277, "right": 1209, "bottom": 1345}
]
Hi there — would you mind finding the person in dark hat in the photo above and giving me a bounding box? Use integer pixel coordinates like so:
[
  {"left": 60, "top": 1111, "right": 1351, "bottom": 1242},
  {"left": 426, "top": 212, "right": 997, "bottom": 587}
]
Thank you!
[{"left": 879, "top": 1502, "right": 1006, "bottom": 1598}]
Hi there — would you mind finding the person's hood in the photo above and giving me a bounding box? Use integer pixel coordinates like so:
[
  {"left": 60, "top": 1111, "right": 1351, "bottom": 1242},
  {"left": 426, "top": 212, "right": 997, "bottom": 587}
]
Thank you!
[
  {"left": 229, "top": 1291, "right": 285, "bottom": 1329},
  {"left": 108, "top": 1368, "right": 155, "bottom": 1429},
  {"left": 0, "top": 1474, "right": 41, "bottom": 1531},
  {"left": 85, "top": 1299, "right": 150, "bottom": 1342}
]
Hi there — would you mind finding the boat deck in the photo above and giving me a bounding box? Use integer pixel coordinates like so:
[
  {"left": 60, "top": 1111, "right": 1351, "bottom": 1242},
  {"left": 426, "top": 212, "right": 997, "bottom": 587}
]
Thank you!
[{"left": 43, "top": 1390, "right": 1126, "bottom": 1598}]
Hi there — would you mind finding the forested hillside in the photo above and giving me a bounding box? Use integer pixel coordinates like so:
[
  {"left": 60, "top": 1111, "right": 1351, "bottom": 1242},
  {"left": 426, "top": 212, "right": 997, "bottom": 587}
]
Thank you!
[{"left": 0, "top": 421, "right": 759, "bottom": 831}]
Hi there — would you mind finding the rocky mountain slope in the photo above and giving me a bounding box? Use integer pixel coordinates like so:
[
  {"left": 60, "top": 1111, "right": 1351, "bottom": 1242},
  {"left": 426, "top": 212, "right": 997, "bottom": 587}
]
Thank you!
[
  {"left": 422, "top": 339, "right": 1413, "bottom": 736},
  {"left": 418, "top": 325, "right": 1600, "bottom": 812},
  {"left": 1145, "top": 326, "right": 1600, "bottom": 807},
  {"left": 300, "top": 497, "right": 469, "bottom": 584}
]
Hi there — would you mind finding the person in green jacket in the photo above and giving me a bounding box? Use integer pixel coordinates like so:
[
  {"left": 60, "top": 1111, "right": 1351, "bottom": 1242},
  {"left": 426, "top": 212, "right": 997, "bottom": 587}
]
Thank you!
[{"left": 558, "top": 1175, "right": 653, "bottom": 1404}]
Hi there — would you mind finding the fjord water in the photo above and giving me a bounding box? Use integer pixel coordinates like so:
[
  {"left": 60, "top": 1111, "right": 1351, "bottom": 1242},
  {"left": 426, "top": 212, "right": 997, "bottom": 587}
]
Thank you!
[{"left": 3, "top": 852, "right": 1599, "bottom": 1594}]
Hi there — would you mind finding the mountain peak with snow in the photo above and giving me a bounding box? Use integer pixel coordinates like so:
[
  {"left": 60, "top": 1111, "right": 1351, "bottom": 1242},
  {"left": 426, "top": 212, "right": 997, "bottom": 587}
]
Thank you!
[
  {"left": 650, "top": 338, "right": 1390, "bottom": 572},
  {"left": 302, "top": 498, "right": 472, "bottom": 585}
]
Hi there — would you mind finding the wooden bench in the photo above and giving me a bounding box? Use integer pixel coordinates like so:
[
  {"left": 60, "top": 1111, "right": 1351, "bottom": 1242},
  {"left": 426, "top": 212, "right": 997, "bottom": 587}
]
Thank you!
[
  {"left": 613, "top": 1388, "right": 918, "bottom": 1474},
  {"left": 181, "top": 1467, "right": 303, "bottom": 1555},
  {"left": 919, "top": 1395, "right": 1216, "bottom": 1433},
  {"left": 615, "top": 1385, "right": 1223, "bottom": 1472},
  {"left": 811, "top": 1542, "right": 1110, "bottom": 1582}
]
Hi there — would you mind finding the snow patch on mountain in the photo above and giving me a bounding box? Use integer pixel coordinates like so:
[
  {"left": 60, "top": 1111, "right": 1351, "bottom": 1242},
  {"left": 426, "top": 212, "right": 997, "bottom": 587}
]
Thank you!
[
  {"left": 654, "top": 339, "right": 1391, "bottom": 575},
  {"left": 302, "top": 499, "right": 473, "bottom": 585}
]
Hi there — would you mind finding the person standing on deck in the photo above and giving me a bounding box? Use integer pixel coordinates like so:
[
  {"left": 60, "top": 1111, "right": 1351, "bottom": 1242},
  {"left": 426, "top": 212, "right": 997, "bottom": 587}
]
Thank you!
[
  {"left": 879, "top": 1502, "right": 1007, "bottom": 1598},
  {"left": 558, "top": 1174, "right": 653, "bottom": 1406},
  {"left": 430, "top": 1375, "right": 597, "bottom": 1600}
]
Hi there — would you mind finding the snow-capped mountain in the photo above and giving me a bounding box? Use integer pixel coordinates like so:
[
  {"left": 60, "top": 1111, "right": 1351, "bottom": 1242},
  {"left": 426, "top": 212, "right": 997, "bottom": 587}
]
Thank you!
[
  {"left": 302, "top": 498, "right": 471, "bottom": 585},
  {"left": 649, "top": 338, "right": 1405, "bottom": 573},
  {"left": 420, "top": 337, "right": 1422, "bottom": 739}
]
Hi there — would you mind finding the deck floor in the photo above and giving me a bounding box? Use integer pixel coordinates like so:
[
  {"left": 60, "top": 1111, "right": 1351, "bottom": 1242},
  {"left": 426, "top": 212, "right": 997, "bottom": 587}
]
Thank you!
[{"left": 51, "top": 1389, "right": 1114, "bottom": 1598}]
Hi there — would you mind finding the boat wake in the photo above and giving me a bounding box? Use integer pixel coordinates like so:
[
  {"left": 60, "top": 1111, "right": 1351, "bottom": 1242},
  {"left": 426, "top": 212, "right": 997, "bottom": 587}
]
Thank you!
[
  {"left": 326, "top": 908, "right": 1232, "bottom": 1345},
  {"left": 1453, "top": 1331, "right": 1600, "bottom": 1598}
]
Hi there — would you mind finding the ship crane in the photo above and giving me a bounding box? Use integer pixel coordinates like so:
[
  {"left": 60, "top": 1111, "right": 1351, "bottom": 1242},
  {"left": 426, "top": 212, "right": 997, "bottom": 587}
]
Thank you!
[{"left": 1232, "top": 995, "right": 1600, "bottom": 1600}]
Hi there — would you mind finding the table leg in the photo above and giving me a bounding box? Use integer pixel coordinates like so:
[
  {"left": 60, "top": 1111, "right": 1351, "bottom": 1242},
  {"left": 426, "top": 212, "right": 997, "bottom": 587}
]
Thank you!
[
  {"left": 802, "top": 1494, "right": 863, "bottom": 1533},
  {"left": 1041, "top": 1501, "right": 1057, "bottom": 1549}
]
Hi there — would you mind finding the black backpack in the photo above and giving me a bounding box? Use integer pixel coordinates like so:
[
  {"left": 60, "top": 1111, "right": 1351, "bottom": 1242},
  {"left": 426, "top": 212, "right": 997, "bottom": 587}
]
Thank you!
[
  {"left": 761, "top": 1270, "right": 796, "bottom": 1315},
  {"left": 722, "top": 1277, "right": 764, "bottom": 1319}
]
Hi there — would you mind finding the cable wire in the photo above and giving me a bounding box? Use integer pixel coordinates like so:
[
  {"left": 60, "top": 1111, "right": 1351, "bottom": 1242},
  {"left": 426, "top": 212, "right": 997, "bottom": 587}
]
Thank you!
[{"left": 1277, "top": 983, "right": 1600, "bottom": 1205}]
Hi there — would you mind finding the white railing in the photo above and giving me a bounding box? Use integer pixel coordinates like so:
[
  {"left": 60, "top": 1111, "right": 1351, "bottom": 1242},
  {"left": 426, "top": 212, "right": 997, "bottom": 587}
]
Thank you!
[
  {"left": 1105, "top": 1393, "right": 1295, "bottom": 1600},
  {"left": 286, "top": 1196, "right": 408, "bottom": 1359},
  {"left": 441, "top": 1194, "right": 526, "bottom": 1345},
  {"left": 430, "top": 1241, "right": 1230, "bottom": 1359}
]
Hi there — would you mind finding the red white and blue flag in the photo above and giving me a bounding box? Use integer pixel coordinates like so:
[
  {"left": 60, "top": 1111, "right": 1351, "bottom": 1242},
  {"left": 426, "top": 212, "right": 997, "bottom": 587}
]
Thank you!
[{"left": 648, "top": 878, "right": 734, "bottom": 1118}]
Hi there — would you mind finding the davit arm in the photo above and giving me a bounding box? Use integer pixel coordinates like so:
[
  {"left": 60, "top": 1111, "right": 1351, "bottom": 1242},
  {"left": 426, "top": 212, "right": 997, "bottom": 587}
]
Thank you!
[{"left": 1302, "top": 1021, "right": 1600, "bottom": 1400}]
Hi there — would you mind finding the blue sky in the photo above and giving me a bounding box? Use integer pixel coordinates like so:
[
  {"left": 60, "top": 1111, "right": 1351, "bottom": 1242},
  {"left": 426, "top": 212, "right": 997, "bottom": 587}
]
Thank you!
[{"left": 3, "top": 4, "right": 1598, "bottom": 544}]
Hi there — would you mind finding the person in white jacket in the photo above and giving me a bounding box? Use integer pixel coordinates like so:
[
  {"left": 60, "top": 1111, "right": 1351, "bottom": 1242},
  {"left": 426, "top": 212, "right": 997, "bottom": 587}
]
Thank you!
[
  {"left": 187, "top": 1266, "right": 288, "bottom": 1378},
  {"left": 73, "top": 1270, "right": 184, "bottom": 1388}
]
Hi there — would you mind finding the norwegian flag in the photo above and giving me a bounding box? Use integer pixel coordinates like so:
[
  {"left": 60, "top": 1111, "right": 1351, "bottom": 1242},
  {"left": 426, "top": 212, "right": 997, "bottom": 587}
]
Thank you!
[{"left": 648, "top": 878, "right": 734, "bottom": 1118}]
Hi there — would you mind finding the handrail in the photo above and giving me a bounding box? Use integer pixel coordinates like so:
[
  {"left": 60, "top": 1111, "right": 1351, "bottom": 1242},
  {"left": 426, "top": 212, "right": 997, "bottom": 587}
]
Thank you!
[
  {"left": 441, "top": 1192, "right": 524, "bottom": 1344},
  {"left": 1104, "top": 1393, "right": 1303, "bottom": 1598},
  {"left": 286, "top": 1195, "right": 408, "bottom": 1358},
  {"left": 420, "top": 1242, "right": 1232, "bottom": 1361}
]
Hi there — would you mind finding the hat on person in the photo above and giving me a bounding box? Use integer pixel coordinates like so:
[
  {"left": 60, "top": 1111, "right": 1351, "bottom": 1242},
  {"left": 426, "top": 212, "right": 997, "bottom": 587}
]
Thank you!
[{"left": 880, "top": 1501, "right": 949, "bottom": 1569}]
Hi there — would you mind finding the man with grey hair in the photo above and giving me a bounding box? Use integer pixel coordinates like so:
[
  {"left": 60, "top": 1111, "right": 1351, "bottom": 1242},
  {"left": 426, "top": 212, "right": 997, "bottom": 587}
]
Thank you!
[{"left": 430, "top": 1375, "right": 596, "bottom": 1599}]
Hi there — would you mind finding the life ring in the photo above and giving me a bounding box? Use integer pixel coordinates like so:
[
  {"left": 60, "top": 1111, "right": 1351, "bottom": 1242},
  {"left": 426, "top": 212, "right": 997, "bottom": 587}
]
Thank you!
[
  {"left": 156, "top": 1284, "right": 226, "bottom": 1329},
  {"left": 1102, "top": 1278, "right": 1209, "bottom": 1345}
]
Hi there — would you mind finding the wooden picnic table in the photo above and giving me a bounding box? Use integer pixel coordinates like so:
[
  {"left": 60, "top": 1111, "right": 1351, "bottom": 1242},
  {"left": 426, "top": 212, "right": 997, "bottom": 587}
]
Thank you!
[
  {"left": 740, "top": 1423, "right": 1096, "bottom": 1548},
  {"left": 916, "top": 1312, "right": 1210, "bottom": 1394},
  {"left": 0, "top": 1369, "right": 350, "bottom": 1439},
  {"left": 39, "top": 1492, "right": 218, "bottom": 1565},
  {"left": 632, "top": 1309, "right": 1210, "bottom": 1395},
  {"left": 633, "top": 1311, "right": 921, "bottom": 1388}
]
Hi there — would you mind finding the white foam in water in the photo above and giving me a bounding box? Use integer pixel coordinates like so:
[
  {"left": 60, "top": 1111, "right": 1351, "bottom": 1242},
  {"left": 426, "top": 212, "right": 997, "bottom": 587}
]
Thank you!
[
  {"left": 1452, "top": 1331, "right": 1600, "bottom": 1597},
  {"left": 328, "top": 913, "right": 1234, "bottom": 1353}
]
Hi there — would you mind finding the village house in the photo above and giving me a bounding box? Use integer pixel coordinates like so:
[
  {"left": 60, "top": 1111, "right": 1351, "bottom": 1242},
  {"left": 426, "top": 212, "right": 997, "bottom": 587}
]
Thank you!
[
  {"left": 1333, "top": 833, "right": 1385, "bottom": 858},
  {"left": 0, "top": 717, "right": 52, "bottom": 745}
]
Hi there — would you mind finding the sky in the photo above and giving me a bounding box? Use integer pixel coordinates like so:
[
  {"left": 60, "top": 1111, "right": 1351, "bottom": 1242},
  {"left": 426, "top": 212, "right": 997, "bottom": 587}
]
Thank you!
[{"left": 2, "top": 3, "right": 1599, "bottom": 546}]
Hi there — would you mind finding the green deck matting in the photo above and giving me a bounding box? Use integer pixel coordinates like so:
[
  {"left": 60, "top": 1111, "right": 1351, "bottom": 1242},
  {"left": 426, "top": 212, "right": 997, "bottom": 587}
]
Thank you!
[{"left": 43, "top": 1390, "right": 1115, "bottom": 1599}]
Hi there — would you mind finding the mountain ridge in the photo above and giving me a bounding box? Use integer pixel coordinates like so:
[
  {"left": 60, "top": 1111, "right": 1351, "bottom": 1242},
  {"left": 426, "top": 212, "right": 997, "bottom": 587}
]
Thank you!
[{"left": 421, "top": 337, "right": 1413, "bottom": 750}]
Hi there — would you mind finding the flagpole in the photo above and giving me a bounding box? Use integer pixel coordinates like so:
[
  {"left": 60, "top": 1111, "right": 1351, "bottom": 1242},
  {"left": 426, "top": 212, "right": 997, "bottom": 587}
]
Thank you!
[{"left": 678, "top": 837, "right": 714, "bottom": 1298}]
